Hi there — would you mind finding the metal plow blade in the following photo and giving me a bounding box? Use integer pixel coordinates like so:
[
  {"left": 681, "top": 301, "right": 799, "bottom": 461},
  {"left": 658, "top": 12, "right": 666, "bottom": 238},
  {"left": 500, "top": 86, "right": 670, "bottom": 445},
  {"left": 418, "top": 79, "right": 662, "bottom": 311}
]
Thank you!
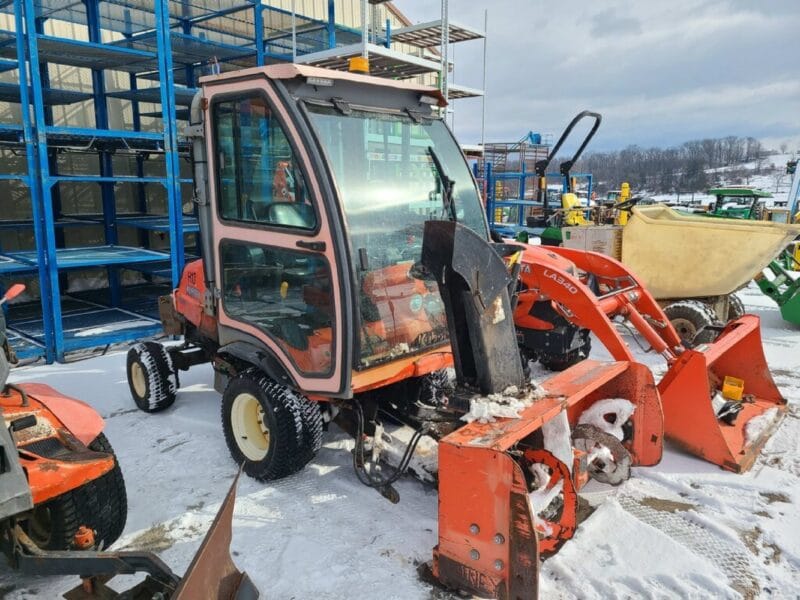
[
  {"left": 434, "top": 360, "right": 663, "bottom": 599},
  {"left": 175, "top": 472, "right": 259, "bottom": 600},
  {"left": 659, "top": 315, "right": 786, "bottom": 473}
]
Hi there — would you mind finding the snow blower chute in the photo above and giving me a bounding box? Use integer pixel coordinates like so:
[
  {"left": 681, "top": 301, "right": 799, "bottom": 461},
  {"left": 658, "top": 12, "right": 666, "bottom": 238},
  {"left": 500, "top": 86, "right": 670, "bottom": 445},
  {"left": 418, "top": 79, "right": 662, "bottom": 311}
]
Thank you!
[
  {"left": 514, "top": 244, "right": 786, "bottom": 473},
  {"left": 421, "top": 221, "right": 663, "bottom": 598}
]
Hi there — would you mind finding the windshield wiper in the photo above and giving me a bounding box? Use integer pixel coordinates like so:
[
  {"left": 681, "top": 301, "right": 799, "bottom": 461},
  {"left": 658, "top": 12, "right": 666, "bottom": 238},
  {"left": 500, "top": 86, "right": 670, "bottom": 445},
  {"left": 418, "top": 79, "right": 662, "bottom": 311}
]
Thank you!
[{"left": 427, "top": 146, "right": 457, "bottom": 222}]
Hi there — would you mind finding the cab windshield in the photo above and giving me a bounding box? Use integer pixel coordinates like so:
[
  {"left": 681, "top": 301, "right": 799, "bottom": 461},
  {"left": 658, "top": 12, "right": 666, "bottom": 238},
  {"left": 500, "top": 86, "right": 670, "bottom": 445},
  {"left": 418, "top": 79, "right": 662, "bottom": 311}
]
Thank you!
[{"left": 306, "top": 105, "right": 487, "bottom": 368}]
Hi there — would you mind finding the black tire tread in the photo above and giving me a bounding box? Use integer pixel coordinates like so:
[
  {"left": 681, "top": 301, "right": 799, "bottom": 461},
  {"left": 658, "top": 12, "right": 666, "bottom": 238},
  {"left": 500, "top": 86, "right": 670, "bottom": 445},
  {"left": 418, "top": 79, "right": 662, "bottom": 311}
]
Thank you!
[
  {"left": 664, "top": 300, "right": 719, "bottom": 345},
  {"left": 127, "top": 342, "right": 178, "bottom": 413},
  {"left": 726, "top": 294, "right": 746, "bottom": 322},
  {"left": 22, "top": 433, "right": 127, "bottom": 550},
  {"left": 221, "top": 369, "right": 320, "bottom": 481},
  {"left": 82, "top": 433, "right": 128, "bottom": 548}
]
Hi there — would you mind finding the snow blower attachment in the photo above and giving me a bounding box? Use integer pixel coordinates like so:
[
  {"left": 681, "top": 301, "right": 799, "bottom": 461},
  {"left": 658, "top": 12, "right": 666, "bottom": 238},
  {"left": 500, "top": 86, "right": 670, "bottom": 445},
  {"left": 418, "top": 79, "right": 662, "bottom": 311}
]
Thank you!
[
  {"left": 420, "top": 222, "right": 663, "bottom": 598},
  {"left": 514, "top": 244, "right": 786, "bottom": 473}
]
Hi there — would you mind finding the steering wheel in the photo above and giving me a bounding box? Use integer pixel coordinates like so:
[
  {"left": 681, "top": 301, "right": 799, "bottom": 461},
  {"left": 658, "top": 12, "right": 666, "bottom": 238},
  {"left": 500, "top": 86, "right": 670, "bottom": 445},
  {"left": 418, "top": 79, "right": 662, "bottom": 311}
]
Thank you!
[{"left": 613, "top": 196, "right": 642, "bottom": 212}]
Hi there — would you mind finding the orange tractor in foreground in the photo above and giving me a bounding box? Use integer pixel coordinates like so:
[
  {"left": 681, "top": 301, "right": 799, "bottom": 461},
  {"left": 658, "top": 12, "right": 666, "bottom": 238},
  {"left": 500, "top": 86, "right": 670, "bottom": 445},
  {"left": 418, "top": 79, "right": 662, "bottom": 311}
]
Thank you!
[
  {"left": 125, "top": 65, "right": 778, "bottom": 597},
  {"left": 1, "top": 282, "right": 257, "bottom": 599}
]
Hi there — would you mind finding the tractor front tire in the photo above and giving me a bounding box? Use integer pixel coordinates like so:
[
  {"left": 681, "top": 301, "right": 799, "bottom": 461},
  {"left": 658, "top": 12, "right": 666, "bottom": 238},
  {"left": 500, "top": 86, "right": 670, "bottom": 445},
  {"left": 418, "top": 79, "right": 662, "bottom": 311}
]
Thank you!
[
  {"left": 221, "top": 369, "right": 322, "bottom": 481},
  {"left": 663, "top": 301, "right": 718, "bottom": 346},
  {"left": 726, "top": 294, "right": 745, "bottom": 322},
  {"left": 127, "top": 342, "right": 178, "bottom": 413},
  {"left": 22, "top": 433, "right": 127, "bottom": 550}
]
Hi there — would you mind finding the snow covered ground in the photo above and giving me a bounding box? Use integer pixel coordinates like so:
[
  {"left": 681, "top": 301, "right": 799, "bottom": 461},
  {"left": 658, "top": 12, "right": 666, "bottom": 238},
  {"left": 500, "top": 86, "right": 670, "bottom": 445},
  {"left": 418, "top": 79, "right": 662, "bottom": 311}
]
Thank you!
[{"left": 1, "top": 282, "right": 799, "bottom": 599}]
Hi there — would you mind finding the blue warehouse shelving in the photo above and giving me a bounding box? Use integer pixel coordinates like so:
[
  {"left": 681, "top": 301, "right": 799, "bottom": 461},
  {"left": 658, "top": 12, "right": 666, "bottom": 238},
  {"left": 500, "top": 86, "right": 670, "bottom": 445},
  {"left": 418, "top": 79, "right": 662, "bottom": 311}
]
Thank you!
[
  {"left": 0, "top": 7, "right": 52, "bottom": 360},
  {"left": 0, "top": 0, "right": 457, "bottom": 362}
]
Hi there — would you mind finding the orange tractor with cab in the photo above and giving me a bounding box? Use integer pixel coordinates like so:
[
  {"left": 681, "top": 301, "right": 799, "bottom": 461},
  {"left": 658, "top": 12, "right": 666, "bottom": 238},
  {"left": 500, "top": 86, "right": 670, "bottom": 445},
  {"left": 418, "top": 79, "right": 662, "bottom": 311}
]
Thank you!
[{"left": 126, "top": 64, "right": 667, "bottom": 598}]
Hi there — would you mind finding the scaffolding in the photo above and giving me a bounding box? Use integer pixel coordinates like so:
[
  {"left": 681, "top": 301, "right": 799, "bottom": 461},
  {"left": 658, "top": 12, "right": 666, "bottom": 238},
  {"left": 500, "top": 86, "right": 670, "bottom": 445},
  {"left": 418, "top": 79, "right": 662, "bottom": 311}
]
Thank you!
[{"left": 0, "top": 0, "right": 484, "bottom": 362}]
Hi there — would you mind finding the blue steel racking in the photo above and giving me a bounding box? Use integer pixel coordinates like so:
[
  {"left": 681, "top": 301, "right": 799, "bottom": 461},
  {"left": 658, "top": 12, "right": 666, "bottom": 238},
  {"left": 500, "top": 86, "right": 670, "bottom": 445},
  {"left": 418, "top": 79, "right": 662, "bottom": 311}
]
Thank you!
[
  {"left": 481, "top": 162, "right": 594, "bottom": 235},
  {"left": 0, "top": 0, "right": 400, "bottom": 362}
]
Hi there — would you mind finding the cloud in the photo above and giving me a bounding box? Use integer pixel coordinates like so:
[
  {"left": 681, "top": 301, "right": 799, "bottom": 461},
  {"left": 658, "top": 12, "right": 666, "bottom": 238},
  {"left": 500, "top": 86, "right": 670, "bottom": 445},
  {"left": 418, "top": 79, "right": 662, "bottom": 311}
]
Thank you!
[
  {"left": 589, "top": 8, "right": 642, "bottom": 37},
  {"left": 395, "top": 1, "right": 800, "bottom": 150}
]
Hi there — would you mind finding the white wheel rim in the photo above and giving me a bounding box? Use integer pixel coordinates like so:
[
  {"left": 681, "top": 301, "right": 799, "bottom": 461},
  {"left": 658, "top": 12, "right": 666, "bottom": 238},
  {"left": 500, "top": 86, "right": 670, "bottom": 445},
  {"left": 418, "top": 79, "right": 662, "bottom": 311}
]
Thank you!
[
  {"left": 231, "top": 393, "right": 270, "bottom": 461},
  {"left": 131, "top": 362, "right": 147, "bottom": 398}
]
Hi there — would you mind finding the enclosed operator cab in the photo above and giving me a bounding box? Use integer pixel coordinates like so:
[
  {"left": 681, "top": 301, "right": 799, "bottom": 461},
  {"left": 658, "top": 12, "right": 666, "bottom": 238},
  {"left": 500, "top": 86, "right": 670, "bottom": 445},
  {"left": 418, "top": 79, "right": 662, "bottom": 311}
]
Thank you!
[{"left": 198, "top": 64, "right": 488, "bottom": 398}]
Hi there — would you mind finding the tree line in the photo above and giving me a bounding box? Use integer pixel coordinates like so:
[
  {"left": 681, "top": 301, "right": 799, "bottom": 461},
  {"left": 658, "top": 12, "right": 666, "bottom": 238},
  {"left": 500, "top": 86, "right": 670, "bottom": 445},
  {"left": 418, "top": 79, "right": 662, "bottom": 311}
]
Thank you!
[{"left": 573, "top": 135, "right": 772, "bottom": 195}]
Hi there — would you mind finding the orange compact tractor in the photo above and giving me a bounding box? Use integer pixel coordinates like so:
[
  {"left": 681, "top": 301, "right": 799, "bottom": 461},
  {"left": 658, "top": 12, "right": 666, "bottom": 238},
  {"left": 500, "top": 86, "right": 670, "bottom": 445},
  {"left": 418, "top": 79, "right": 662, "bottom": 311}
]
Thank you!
[
  {"left": 1, "top": 283, "right": 257, "bottom": 599},
  {"left": 0, "top": 285, "right": 128, "bottom": 554},
  {"left": 512, "top": 243, "right": 786, "bottom": 473},
  {"left": 126, "top": 65, "right": 664, "bottom": 598}
]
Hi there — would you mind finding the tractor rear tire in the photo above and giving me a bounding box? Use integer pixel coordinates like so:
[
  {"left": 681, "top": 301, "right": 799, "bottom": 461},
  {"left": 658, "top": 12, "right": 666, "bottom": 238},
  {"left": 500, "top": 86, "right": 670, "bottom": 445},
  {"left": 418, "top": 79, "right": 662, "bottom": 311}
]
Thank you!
[
  {"left": 21, "top": 433, "right": 127, "bottom": 550},
  {"left": 127, "top": 342, "right": 178, "bottom": 413},
  {"left": 726, "top": 294, "right": 745, "bottom": 322},
  {"left": 221, "top": 369, "right": 322, "bottom": 481},
  {"left": 663, "top": 301, "right": 719, "bottom": 346}
]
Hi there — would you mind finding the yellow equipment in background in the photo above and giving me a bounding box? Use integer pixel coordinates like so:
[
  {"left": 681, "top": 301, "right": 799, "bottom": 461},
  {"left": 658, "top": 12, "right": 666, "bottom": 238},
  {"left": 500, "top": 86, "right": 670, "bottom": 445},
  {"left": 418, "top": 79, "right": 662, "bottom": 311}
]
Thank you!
[
  {"left": 604, "top": 182, "right": 633, "bottom": 225},
  {"left": 562, "top": 192, "right": 590, "bottom": 225},
  {"left": 615, "top": 183, "right": 632, "bottom": 225}
]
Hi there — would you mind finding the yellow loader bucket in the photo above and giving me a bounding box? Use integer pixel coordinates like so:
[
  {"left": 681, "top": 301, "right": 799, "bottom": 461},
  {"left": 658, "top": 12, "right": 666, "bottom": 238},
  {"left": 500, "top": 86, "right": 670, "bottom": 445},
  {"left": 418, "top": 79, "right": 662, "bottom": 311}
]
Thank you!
[{"left": 622, "top": 205, "right": 800, "bottom": 298}]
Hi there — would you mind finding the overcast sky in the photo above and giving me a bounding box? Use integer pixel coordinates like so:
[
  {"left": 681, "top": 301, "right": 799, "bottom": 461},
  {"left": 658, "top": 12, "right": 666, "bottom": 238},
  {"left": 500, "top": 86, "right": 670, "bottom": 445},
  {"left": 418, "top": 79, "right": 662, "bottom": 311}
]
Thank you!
[{"left": 396, "top": 0, "right": 800, "bottom": 152}]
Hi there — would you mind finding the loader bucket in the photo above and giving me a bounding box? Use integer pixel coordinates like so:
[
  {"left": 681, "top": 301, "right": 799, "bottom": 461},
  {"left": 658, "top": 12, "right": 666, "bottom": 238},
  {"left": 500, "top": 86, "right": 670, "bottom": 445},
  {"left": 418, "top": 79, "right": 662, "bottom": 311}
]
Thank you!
[
  {"left": 434, "top": 360, "right": 662, "bottom": 599},
  {"left": 658, "top": 315, "right": 786, "bottom": 473}
]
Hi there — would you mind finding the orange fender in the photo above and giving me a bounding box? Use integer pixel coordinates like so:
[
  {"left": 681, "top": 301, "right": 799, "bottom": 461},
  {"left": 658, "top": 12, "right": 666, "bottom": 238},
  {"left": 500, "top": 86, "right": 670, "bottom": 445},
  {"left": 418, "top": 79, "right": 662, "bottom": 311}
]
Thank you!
[{"left": 18, "top": 383, "right": 105, "bottom": 446}]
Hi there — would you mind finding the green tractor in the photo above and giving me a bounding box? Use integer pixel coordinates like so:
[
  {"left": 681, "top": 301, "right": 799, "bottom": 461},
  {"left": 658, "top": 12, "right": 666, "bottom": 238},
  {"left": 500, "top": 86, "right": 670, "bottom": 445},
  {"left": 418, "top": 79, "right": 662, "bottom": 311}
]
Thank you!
[
  {"left": 701, "top": 186, "right": 772, "bottom": 220},
  {"left": 755, "top": 256, "right": 800, "bottom": 326}
]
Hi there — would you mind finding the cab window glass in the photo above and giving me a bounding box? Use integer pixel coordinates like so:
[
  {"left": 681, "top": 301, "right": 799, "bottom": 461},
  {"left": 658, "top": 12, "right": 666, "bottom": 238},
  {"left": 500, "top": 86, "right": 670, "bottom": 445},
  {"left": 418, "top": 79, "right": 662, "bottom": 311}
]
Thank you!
[
  {"left": 213, "top": 96, "right": 315, "bottom": 229},
  {"left": 220, "top": 241, "right": 334, "bottom": 376}
]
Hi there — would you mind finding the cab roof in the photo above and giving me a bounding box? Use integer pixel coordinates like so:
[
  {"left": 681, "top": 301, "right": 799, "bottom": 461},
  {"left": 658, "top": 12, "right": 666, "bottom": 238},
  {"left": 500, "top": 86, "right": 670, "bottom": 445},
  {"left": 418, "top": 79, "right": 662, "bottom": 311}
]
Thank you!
[
  {"left": 707, "top": 187, "right": 773, "bottom": 198},
  {"left": 199, "top": 63, "right": 447, "bottom": 108}
]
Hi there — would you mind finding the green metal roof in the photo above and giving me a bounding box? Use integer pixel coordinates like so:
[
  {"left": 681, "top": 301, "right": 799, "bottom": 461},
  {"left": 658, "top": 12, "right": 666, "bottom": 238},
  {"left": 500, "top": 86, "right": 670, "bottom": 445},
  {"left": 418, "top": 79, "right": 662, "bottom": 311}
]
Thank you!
[{"left": 707, "top": 187, "right": 773, "bottom": 198}]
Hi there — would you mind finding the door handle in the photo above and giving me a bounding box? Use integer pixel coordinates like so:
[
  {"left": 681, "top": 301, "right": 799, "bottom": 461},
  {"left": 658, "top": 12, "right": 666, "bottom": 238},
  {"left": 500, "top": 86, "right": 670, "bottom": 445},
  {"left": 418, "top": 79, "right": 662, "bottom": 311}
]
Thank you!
[{"left": 296, "top": 240, "right": 326, "bottom": 252}]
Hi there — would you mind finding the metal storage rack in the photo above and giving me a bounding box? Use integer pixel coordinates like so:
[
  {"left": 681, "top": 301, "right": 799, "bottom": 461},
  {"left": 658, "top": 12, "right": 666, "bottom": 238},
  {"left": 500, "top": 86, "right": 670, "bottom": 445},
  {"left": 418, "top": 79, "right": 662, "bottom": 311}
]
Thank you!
[
  {"left": 0, "top": 0, "right": 266, "bottom": 362},
  {"left": 0, "top": 8, "right": 51, "bottom": 359},
  {"left": 0, "top": 0, "right": 483, "bottom": 362}
]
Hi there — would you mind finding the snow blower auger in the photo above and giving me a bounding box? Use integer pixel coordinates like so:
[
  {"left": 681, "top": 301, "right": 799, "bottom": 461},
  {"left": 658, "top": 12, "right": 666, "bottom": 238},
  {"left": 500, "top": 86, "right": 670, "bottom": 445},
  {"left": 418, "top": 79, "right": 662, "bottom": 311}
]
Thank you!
[{"left": 513, "top": 243, "right": 786, "bottom": 473}]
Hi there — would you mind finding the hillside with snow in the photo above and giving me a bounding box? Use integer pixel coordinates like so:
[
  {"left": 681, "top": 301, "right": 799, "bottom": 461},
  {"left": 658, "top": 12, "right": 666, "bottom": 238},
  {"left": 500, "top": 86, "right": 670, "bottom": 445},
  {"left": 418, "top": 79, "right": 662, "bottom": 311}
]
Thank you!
[{"left": 650, "top": 152, "right": 797, "bottom": 208}]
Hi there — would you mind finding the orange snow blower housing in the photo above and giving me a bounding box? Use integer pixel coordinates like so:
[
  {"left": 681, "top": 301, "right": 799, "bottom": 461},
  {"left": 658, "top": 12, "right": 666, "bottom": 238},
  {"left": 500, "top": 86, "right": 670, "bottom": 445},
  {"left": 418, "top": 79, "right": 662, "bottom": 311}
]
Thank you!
[
  {"left": 127, "top": 65, "right": 667, "bottom": 598},
  {"left": 513, "top": 244, "right": 785, "bottom": 473}
]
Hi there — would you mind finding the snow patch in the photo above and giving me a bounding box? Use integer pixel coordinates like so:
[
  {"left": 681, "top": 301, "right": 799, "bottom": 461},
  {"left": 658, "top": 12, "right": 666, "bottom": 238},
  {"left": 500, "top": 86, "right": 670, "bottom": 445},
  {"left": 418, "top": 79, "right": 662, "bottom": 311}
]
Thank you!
[
  {"left": 528, "top": 462, "right": 563, "bottom": 515},
  {"left": 74, "top": 319, "right": 154, "bottom": 337},
  {"left": 490, "top": 295, "right": 506, "bottom": 325},
  {"left": 374, "top": 424, "right": 439, "bottom": 482},
  {"left": 577, "top": 398, "right": 635, "bottom": 441},
  {"left": 461, "top": 384, "right": 548, "bottom": 424},
  {"left": 745, "top": 407, "right": 780, "bottom": 446},
  {"left": 542, "top": 410, "right": 573, "bottom": 471}
]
